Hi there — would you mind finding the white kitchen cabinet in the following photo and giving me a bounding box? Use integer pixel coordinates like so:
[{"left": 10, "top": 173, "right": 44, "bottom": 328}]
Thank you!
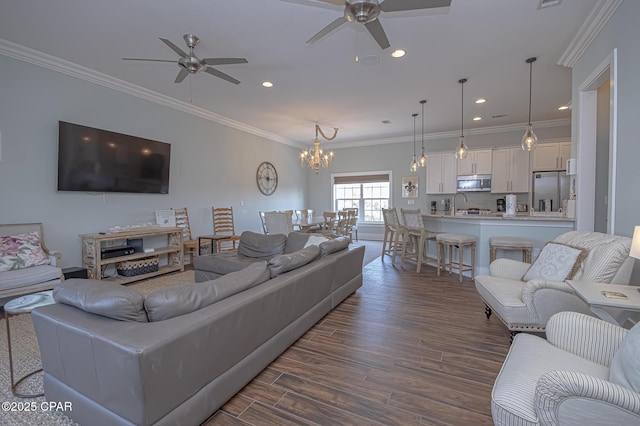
[
  {"left": 426, "top": 152, "right": 457, "bottom": 194},
  {"left": 457, "top": 149, "right": 493, "bottom": 175},
  {"left": 532, "top": 142, "right": 572, "bottom": 171},
  {"left": 491, "top": 147, "right": 530, "bottom": 193}
]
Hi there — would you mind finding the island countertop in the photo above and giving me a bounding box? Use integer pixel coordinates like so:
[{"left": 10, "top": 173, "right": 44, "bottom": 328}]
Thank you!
[{"left": 422, "top": 213, "right": 575, "bottom": 222}]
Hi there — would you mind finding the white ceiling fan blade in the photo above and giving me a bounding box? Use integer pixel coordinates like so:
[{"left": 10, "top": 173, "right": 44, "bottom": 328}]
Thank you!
[
  {"left": 364, "top": 19, "right": 390, "bottom": 49},
  {"left": 122, "top": 58, "right": 177, "bottom": 63},
  {"left": 159, "top": 38, "right": 188, "bottom": 58},
  {"left": 314, "top": 0, "right": 344, "bottom": 5},
  {"left": 175, "top": 68, "right": 189, "bottom": 83},
  {"left": 204, "top": 67, "right": 241, "bottom": 85},
  {"left": 380, "top": 0, "right": 451, "bottom": 13},
  {"left": 307, "top": 16, "right": 347, "bottom": 44},
  {"left": 202, "top": 58, "right": 248, "bottom": 65}
]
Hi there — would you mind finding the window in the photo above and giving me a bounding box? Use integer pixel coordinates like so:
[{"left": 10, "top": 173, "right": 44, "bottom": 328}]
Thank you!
[{"left": 332, "top": 172, "right": 391, "bottom": 223}]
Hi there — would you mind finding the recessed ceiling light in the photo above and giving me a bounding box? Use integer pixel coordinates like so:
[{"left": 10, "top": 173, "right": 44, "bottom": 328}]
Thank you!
[
  {"left": 558, "top": 105, "right": 569, "bottom": 110},
  {"left": 475, "top": 98, "right": 486, "bottom": 104},
  {"left": 473, "top": 116, "right": 482, "bottom": 121},
  {"left": 262, "top": 81, "right": 273, "bottom": 88},
  {"left": 391, "top": 49, "right": 406, "bottom": 58}
]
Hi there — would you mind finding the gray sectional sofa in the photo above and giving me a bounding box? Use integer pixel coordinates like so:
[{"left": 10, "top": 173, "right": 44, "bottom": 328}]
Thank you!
[{"left": 32, "top": 231, "right": 364, "bottom": 426}]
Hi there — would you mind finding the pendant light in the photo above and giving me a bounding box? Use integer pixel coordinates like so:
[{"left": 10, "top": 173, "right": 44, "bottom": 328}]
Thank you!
[
  {"left": 410, "top": 113, "right": 418, "bottom": 172},
  {"left": 455, "top": 78, "right": 469, "bottom": 159},
  {"left": 418, "top": 99, "right": 427, "bottom": 167},
  {"left": 522, "top": 57, "right": 538, "bottom": 151}
]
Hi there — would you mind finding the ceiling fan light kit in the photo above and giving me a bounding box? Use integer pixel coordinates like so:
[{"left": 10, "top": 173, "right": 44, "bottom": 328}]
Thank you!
[
  {"left": 307, "top": 0, "right": 451, "bottom": 50},
  {"left": 522, "top": 57, "right": 538, "bottom": 152},
  {"left": 122, "top": 34, "right": 247, "bottom": 85}
]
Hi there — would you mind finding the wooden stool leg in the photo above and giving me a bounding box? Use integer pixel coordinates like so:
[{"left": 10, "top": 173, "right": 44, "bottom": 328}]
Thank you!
[
  {"left": 471, "top": 243, "right": 476, "bottom": 280},
  {"left": 416, "top": 235, "right": 424, "bottom": 273},
  {"left": 448, "top": 244, "right": 453, "bottom": 274},
  {"left": 458, "top": 244, "right": 463, "bottom": 283},
  {"left": 437, "top": 241, "right": 442, "bottom": 276}
]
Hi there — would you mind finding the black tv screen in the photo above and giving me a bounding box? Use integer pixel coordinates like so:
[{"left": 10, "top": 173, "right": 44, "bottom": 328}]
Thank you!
[{"left": 57, "top": 121, "right": 171, "bottom": 194}]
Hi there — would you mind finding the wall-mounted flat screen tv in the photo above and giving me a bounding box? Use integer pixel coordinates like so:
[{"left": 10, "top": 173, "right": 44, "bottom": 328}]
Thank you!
[{"left": 57, "top": 121, "right": 171, "bottom": 194}]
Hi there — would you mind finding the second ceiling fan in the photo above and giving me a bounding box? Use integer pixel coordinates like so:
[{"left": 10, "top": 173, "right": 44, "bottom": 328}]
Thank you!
[{"left": 306, "top": 0, "right": 452, "bottom": 50}]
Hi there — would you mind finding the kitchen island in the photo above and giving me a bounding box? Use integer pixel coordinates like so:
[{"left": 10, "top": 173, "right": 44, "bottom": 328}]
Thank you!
[{"left": 422, "top": 213, "right": 575, "bottom": 276}]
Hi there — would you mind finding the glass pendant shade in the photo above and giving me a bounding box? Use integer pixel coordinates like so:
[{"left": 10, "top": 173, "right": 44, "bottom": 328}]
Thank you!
[
  {"left": 418, "top": 149, "right": 427, "bottom": 167},
  {"left": 410, "top": 156, "right": 418, "bottom": 172},
  {"left": 419, "top": 99, "right": 427, "bottom": 168},
  {"left": 455, "top": 136, "right": 468, "bottom": 159},
  {"left": 521, "top": 124, "right": 538, "bottom": 151}
]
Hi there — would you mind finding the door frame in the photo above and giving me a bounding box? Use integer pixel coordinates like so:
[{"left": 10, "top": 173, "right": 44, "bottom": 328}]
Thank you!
[{"left": 576, "top": 48, "right": 617, "bottom": 234}]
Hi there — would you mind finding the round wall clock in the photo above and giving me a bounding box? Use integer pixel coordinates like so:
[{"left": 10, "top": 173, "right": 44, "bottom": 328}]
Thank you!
[{"left": 256, "top": 161, "right": 278, "bottom": 196}]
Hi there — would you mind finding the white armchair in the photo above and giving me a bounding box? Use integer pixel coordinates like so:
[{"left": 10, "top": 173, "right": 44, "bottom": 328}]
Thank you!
[
  {"left": 475, "top": 231, "right": 633, "bottom": 336},
  {"left": 492, "top": 311, "right": 640, "bottom": 425}
]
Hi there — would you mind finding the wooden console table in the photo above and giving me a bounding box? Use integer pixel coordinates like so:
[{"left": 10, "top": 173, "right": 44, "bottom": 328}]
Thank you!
[{"left": 80, "top": 227, "right": 184, "bottom": 284}]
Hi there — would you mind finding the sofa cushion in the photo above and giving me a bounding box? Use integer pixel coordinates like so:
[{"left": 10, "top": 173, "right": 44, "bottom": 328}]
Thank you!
[
  {"left": 0, "top": 231, "right": 50, "bottom": 272},
  {"left": 268, "top": 245, "right": 321, "bottom": 278},
  {"left": 53, "top": 279, "right": 148, "bottom": 322},
  {"left": 610, "top": 321, "right": 640, "bottom": 392},
  {"left": 193, "top": 251, "right": 263, "bottom": 276},
  {"left": 145, "top": 261, "right": 271, "bottom": 322},
  {"left": 237, "top": 231, "right": 286, "bottom": 258},
  {"left": 319, "top": 236, "right": 350, "bottom": 257},
  {"left": 0, "top": 264, "right": 62, "bottom": 292},
  {"left": 284, "top": 232, "right": 311, "bottom": 254},
  {"left": 522, "top": 242, "right": 587, "bottom": 282},
  {"left": 304, "top": 235, "right": 329, "bottom": 248}
]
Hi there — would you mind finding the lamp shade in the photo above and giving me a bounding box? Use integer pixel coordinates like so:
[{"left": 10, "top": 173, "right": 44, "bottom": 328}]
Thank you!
[{"left": 631, "top": 226, "right": 640, "bottom": 260}]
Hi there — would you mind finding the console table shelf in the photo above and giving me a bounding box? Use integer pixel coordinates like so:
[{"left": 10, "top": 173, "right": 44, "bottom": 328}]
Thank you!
[{"left": 80, "top": 227, "right": 184, "bottom": 284}]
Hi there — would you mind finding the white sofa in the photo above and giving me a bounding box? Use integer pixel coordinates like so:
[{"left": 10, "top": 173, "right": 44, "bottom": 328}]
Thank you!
[
  {"left": 0, "top": 223, "right": 62, "bottom": 300},
  {"left": 475, "top": 231, "right": 633, "bottom": 335},
  {"left": 492, "top": 311, "right": 640, "bottom": 425}
]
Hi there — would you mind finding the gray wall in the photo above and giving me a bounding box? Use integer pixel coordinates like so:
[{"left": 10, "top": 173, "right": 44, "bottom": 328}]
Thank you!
[
  {"left": 571, "top": 0, "right": 640, "bottom": 239},
  {"left": 0, "top": 55, "right": 306, "bottom": 268}
]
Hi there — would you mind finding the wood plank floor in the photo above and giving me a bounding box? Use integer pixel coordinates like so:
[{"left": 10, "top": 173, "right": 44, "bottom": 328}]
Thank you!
[{"left": 203, "top": 253, "right": 512, "bottom": 425}]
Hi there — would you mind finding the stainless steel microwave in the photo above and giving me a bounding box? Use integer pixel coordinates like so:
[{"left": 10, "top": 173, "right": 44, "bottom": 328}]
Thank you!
[{"left": 456, "top": 175, "right": 492, "bottom": 192}]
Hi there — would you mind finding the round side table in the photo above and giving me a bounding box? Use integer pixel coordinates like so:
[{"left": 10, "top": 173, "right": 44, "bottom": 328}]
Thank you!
[{"left": 3, "top": 290, "right": 55, "bottom": 398}]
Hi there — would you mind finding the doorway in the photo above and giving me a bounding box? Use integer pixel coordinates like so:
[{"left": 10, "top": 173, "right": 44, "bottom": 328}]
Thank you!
[{"left": 576, "top": 49, "right": 617, "bottom": 234}]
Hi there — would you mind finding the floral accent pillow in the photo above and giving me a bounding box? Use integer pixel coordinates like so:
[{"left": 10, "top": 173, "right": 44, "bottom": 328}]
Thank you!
[
  {"left": 522, "top": 242, "right": 587, "bottom": 282},
  {"left": 0, "top": 231, "right": 50, "bottom": 272}
]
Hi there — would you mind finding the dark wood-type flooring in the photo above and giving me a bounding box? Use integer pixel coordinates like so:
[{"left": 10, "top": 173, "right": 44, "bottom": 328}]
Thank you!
[{"left": 203, "top": 254, "right": 512, "bottom": 426}]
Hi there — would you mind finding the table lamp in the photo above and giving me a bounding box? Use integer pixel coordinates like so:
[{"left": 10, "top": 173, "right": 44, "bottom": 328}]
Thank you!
[{"left": 631, "top": 226, "right": 640, "bottom": 261}]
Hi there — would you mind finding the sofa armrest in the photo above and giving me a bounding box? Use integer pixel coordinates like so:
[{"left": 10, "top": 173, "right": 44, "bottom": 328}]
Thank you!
[
  {"left": 48, "top": 251, "right": 61, "bottom": 267},
  {"left": 545, "top": 311, "right": 627, "bottom": 366},
  {"left": 535, "top": 370, "right": 640, "bottom": 426},
  {"left": 489, "top": 258, "right": 531, "bottom": 280}
]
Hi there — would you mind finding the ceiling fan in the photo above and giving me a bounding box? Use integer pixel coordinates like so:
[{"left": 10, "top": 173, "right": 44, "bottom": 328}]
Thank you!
[
  {"left": 122, "top": 34, "right": 248, "bottom": 84},
  {"left": 306, "top": 0, "right": 452, "bottom": 49}
]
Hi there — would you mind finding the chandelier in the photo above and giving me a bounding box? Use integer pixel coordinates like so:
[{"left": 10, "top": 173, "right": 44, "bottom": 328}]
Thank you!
[{"left": 300, "top": 124, "right": 338, "bottom": 174}]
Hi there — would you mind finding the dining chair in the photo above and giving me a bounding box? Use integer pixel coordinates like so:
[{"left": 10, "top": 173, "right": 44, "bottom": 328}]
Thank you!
[
  {"left": 342, "top": 208, "right": 359, "bottom": 241},
  {"left": 321, "top": 212, "right": 337, "bottom": 237},
  {"left": 173, "top": 207, "right": 199, "bottom": 264},
  {"left": 382, "top": 207, "right": 404, "bottom": 262},
  {"left": 264, "top": 211, "right": 293, "bottom": 235},
  {"left": 400, "top": 208, "right": 438, "bottom": 273},
  {"left": 294, "top": 209, "right": 321, "bottom": 232},
  {"left": 212, "top": 206, "right": 241, "bottom": 252}
]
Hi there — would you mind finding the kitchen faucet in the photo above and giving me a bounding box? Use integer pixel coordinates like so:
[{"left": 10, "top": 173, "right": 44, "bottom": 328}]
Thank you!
[{"left": 452, "top": 191, "right": 468, "bottom": 215}]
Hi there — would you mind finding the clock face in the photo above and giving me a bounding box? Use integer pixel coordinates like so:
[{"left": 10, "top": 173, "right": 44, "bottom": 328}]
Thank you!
[{"left": 256, "top": 162, "right": 278, "bottom": 196}]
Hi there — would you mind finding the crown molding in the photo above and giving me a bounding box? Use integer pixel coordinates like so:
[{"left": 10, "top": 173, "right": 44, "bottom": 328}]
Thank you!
[
  {"left": 330, "top": 118, "right": 571, "bottom": 149},
  {"left": 558, "top": 0, "right": 622, "bottom": 68},
  {"left": 0, "top": 39, "right": 297, "bottom": 148}
]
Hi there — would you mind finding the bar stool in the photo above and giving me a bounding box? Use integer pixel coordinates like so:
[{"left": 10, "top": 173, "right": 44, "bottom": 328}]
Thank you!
[
  {"left": 489, "top": 236, "right": 533, "bottom": 264},
  {"left": 436, "top": 233, "right": 476, "bottom": 283}
]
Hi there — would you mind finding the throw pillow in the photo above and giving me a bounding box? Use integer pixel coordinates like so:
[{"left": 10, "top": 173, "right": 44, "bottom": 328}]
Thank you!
[
  {"left": 53, "top": 279, "right": 148, "bottom": 322},
  {"left": 145, "top": 261, "right": 270, "bottom": 321},
  {"left": 237, "top": 231, "right": 287, "bottom": 258},
  {"left": 0, "top": 231, "right": 50, "bottom": 272},
  {"left": 304, "top": 235, "right": 329, "bottom": 248},
  {"left": 319, "top": 236, "right": 350, "bottom": 257},
  {"left": 522, "top": 242, "right": 587, "bottom": 282},
  {"left": 268, "top": 245, "right": 321, "bottom": 278},
  {"left": 284, "top": 232, "right": 312, "bottom": 254},
  {"left": 610, "top": 321, "right": 640, "bottom": 392}
]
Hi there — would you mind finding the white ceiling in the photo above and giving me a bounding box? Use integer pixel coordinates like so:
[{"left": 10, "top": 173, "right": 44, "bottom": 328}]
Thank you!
[{"left": 0, "top": 0, "right": 597, "bottom": 147}]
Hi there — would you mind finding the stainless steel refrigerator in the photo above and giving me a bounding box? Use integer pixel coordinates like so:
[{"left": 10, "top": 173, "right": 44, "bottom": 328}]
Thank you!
[{"left": 532, "top": 171, "right": 571, "bottom": 212}]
